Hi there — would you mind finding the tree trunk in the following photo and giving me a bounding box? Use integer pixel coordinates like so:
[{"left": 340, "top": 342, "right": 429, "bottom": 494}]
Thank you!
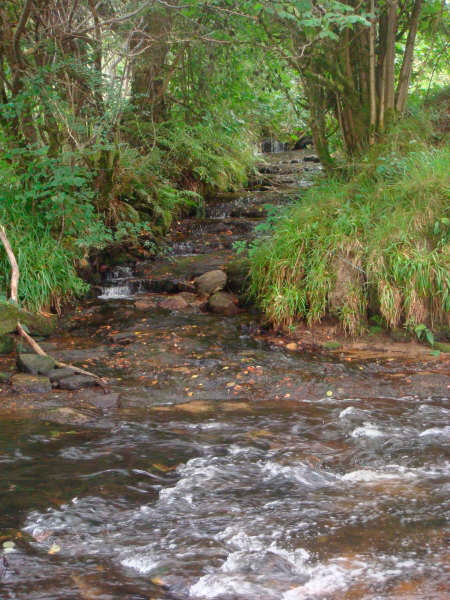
[
  {"left": 396, "top": 0, "right": 423, "bottom": 113},
  {"left": 384, "top": 0, "right": 398, "bottom": 115},
  {"left": 369, "top": 0, "right": 377, "bottom": 144}
]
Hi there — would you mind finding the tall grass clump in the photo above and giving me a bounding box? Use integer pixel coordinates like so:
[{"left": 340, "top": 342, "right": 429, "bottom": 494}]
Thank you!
[
  {"left": 249, "top": 99, "right": 450, "bottom": 336},
  {"left": 0, "top": 151, "right": 110, "bottom": 313}
]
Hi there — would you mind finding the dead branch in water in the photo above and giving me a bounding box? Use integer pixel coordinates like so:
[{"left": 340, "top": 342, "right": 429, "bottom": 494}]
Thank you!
[{"left": 0, "top": 222, "right": 107, "bottom": 389}]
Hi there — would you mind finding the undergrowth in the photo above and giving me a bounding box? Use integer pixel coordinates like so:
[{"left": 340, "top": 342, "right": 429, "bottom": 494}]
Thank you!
[{"left": 249, "top": 101, "right": 450, "bottom": 336}]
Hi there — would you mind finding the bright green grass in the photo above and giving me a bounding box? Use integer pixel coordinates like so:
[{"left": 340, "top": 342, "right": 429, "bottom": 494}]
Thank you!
[
  {"left": 0, "top": 194, "right": 89, "bottom": 313},
  {"left": 249, "top": 110, "right": 450, "bottom": 335}
]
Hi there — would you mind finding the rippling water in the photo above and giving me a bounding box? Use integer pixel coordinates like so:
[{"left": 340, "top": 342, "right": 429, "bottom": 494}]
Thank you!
[{"left": 1, "top": 383, "right": 449, "bottom": 599}]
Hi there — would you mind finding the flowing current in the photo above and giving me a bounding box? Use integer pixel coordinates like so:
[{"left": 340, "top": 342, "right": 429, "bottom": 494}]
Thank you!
[{"left": 0, "top": 152, "right": 448, "bottom": 599}]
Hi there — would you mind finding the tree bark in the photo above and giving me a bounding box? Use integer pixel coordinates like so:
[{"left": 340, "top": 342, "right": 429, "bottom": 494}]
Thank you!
[
  {"left": 369, "top": 0, "right": 377, "bottom": 144},
  {"left": 0, "top": 225, "right": 19, "bottom": 303},
  {"left": 396, "top": 0, "right": 423, "bottom": 113},
  {"left": 384, "top": 0, "right": 398, "bottom": 113}
]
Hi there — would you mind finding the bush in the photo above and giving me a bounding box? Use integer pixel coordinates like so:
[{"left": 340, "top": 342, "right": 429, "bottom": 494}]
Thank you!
[{"left": 0, "top": 148, "right": 110, "bottom": 312}]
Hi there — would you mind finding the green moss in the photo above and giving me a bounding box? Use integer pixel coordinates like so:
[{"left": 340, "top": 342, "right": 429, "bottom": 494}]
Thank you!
[
  {"left": 323, "top": 341, "right": 342, "bottom": 350},
  {"left": 434, "top": 342, "right": 450, "bottom": 353}
]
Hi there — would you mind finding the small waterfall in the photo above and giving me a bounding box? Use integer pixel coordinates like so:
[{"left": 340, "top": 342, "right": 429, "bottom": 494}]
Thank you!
[
  {"left": 98, "top": 285, "right": 132, "bottom": 299},
  {"left": 260, "top": 139, "right": 288, "bottom": 153},
  {"left": 99, "top": 265, "right": 143, "bottom": 299},
  {"left": 103, "top": 266, "right": 134, "bottom": 282}
]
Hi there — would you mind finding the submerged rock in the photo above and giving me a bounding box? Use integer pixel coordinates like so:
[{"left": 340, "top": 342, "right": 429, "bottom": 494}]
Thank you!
[
  {"left": 10, "top": 374, "right": 52, "bottom": 394},
  {"left": 208, "top": 292, "right": 239, "bottom": 316},
  {"left": 134, "top": 298, "right": 156, "bottom": 311},
  {"left": 194, "top": 270, "right": 227, "bottom": 296},
  {"left": 17, "top": 353, "right": 56, "bottom": 375},
  {"left": 109, "top": 331, "right": 137, "bottom": 345},
  {"left": 75, "top": 389, "right": 120, "bottom": 410},
  {"left": 57, "top": 375, "right": 97, "bottom": 390},
  {"left": 160, "top": 295, "right": 189, "bottom": 311},
  {"left": 44, "top": 407, "right": 92, "bottom": 425}
]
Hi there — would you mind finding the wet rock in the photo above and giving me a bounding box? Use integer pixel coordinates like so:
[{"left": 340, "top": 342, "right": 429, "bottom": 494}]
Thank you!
[
  {"left": 160, "top": 295, "right": 189, "bottom": 311},
  {"left": 109, "top": 332, "right": 137, "bottom": 345},
  {"left": 304, "top": 154, "right": 320, "bottom": 163},
  {"left": 134, "top": 298, "right": 156, "bottom": 311},
  {"left": 194, "top": 270, "right": 227, "bottom": 296},
  {"left": 10, "top": 374, "right": 52, "bottom": 394},
  {"left": 208, "top": 292, "right": 239, "bottom": 316},
  {"left": 178, "top": 292, "right": 199, "bottom": 305},
  {"left": 286, "top": 342, "right": 298, "bottom": 351},
  {"left": 0, "top": 334, "right": 14, "bottom": 355},
  {"left": 47, "top": 367, "right": 77, "bottom": 382},
  {"left": 57, "top": 375, "right": 97, "bottom": 390},
  {"left": 78, "top": 390, "right": 120, "bottom": 410},
  {"left": 17, "top": 353, "right": 56, "bottom": 375},
  {"left": 44, "top": 407, "right": 92, "bottom": 425}
]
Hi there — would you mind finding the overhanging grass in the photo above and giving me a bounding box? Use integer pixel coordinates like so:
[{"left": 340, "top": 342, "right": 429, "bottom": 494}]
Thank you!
[
  {"left": 249, "top": 116, "right": 450, "bottom": 335},
  {"left": 0, "top": 194, "right": 89, "bottom": 313}
]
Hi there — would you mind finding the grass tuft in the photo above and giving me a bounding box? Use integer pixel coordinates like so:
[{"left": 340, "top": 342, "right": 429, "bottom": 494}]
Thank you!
[{"left": 249, "top": 104, "right": 450, "bottom": 336}]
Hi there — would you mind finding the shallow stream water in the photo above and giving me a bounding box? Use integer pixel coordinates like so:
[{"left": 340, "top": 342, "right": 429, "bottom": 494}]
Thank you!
[{"left": 1, "top": 152, "right": 449, "bottom": 599}]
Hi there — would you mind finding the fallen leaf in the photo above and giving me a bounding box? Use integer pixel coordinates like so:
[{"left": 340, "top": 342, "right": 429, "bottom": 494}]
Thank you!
[{"left": 48, "top": 543, "right": 61, "bottom": 554}]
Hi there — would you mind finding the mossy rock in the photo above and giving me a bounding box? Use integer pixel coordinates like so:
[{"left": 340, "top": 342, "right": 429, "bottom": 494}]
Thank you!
[
  {"left": 17, "top": 353, "right": 56, "bottom": 375},
  {"left": 323, "top": 341, "right": 342, "bottom": 350},
  {"left": 0, "top": 335, "right": 15, "bottom": 355},
  {"left": 225, "top": 258, "right": 250, "bottom": 295},
  {"left": 0, "top": 302, "right": 57, "bottom": 337},
  {"left": 434, "top": 342, "right": 450, "bottom": 353},
  {"left": 0, "top": 303, "right": 20, "bottom": 336}
]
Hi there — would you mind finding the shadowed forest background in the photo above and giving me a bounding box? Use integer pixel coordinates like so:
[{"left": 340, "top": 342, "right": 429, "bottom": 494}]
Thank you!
[{"left": 0, "top": 0, "right": 449, "bottom": 339}]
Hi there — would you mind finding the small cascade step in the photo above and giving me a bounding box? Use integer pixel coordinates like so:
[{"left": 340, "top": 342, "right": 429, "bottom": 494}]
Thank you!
[{"left": 97, "top": 150, "right": 321, "bottom": 295}]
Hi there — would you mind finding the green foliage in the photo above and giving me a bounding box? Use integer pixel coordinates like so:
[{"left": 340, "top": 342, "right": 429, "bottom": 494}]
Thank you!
[
  {"left": 0, "top": 148, "right": 109, "bottom": 311},
  {"left": 249, "top": 104, "right": 450, "bottom": 335},
  {"left": 414, "top": 324, "right": 435, "bottom": 346}
]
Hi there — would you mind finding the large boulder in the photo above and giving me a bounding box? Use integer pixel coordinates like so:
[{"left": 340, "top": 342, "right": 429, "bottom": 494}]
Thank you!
[
  {"left": 11, "top": 374, "right": 52, "bottom": 394},
  {"left": 194, "top": 270, "right": 227, "bottom": 296},
  {"left": 208, "top": 292, "right": 239, "bottom": 316},
  {"left": 0, "top": 302, "right": 57, "bottom": 337},
  {"left": 17, "top": 353, "right": 56, "bottom": 375}
]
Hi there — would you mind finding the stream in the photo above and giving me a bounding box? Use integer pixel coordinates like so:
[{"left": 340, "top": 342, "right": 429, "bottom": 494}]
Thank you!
[{"left": 0, "top": 151, "right": 449, "bottom": 599}]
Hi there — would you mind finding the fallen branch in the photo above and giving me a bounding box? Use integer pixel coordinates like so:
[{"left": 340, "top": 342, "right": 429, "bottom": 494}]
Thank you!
[
  {"left": 0, "top": 225, "right": 19, "bottom": 303},
  {"left": 0, "top": 223, "right": 107, "bottom": 389}
]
